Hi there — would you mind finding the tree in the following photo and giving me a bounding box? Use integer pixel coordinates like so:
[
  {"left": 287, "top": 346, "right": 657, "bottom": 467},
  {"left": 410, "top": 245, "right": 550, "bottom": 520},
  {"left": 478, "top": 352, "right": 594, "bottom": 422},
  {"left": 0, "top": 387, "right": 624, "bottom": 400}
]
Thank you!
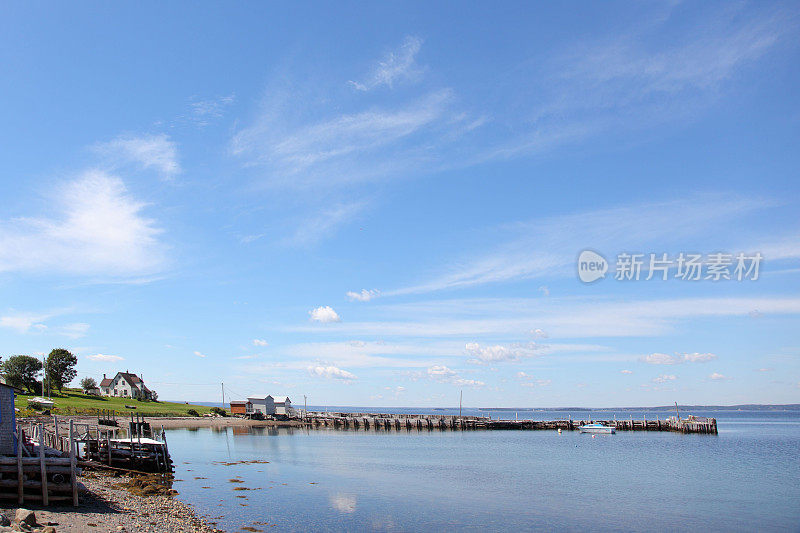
[
  {"left": 2, "top": 355, "right": 43, "bottom": 393},
  {"left": 45, "top": 349, "right": 78, "bottom": 393},
  {"left": 81, "top": 377, "right": 98, "bottom": 392}
]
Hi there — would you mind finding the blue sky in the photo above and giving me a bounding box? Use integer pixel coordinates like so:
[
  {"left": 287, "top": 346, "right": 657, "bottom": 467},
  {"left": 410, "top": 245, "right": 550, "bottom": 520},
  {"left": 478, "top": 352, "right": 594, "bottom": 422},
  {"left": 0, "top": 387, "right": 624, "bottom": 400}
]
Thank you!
[{"left": 1, "top": 1, "right": 799, "bottom": 407}]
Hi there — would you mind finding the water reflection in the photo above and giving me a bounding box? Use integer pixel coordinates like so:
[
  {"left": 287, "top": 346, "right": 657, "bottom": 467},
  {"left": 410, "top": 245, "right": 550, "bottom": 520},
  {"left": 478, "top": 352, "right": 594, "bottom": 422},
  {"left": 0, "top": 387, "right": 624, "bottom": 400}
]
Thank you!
[{"left": 330, "top": 493, "right": 357, "bottom": 514}]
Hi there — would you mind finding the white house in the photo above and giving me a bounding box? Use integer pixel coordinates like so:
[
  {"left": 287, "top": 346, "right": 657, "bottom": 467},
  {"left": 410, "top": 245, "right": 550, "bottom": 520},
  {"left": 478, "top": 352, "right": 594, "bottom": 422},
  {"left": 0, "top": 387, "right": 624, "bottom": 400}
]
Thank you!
[
  {"left": 245, "top": 395, "right": 292, "bottom": 417},
  {"left": 99, "top": 371, "right": 155, "bottom": 400}
]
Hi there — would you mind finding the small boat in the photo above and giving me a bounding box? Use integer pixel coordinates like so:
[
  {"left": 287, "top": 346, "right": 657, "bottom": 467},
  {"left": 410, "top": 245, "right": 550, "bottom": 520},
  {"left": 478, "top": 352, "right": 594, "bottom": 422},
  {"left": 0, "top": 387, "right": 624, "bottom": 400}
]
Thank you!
[
  {"left": 28, "top": 397, "right": 55, "bottom": 409},
  {"left": 579, "top": 422, "right": 615, "bottom": 434}
]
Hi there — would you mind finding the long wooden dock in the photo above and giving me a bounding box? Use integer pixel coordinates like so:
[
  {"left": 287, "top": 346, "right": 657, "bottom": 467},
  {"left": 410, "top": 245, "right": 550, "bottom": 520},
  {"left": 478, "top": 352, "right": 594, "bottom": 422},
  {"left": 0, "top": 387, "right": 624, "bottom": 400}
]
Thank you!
[{"left": 304, "top": 412, "right": 717, "bottom": 434}]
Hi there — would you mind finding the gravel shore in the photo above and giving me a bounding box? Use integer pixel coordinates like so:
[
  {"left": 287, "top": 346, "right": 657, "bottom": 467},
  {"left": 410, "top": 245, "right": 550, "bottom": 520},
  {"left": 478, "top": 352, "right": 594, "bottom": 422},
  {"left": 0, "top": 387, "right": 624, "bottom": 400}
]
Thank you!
[{"left": 1, "top": 471, "right": 223, "bottom": 533}]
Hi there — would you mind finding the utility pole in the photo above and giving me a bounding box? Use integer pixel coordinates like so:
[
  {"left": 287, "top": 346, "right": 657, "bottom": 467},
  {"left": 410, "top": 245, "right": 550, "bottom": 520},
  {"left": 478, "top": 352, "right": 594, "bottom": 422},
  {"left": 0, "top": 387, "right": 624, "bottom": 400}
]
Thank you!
[
  {"left": 304, "top": 395, "right": 307, "bottom": 420},
  {"left": 221, "top": 383, "right": 225, "bottom": 408},
  {"left": 459, "top": 390, "right": 462, "bottom": 418}
]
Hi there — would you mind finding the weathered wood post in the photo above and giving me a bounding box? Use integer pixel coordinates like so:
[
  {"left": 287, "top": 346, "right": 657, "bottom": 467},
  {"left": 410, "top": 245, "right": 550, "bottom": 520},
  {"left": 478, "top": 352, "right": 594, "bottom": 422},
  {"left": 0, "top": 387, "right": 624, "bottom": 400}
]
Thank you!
[
  {"left": 106, "top": 432, "right": 112, "bottom": 466},
  {"left": 53, "top": 415, "right": 60, "bottom": 452},
  {"left": 39, "top": 423, "right": 48, "bottom": 506},
  {"left": 16, "top": 428, "right": 24, "bottom": 505},
  {"left": 70, "top": 420, "right": 78, "bottom": 506}
]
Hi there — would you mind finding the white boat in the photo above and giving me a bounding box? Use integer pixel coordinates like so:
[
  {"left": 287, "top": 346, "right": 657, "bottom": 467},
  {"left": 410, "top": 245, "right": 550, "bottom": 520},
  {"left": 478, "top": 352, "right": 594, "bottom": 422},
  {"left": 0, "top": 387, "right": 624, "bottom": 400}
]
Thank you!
[
  {"left": 28, "top": 397, "right": 55, "bottom": 408},
  {"left": 579, "top": 422, "right": 615, "bottom": 434}
]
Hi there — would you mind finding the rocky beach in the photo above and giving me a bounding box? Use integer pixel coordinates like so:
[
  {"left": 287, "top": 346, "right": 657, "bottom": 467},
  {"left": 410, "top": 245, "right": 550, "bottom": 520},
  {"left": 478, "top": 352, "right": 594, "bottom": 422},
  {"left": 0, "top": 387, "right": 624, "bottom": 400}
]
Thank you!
[{"left": 1, "top": 471, "right": 222, "bottom": 533}]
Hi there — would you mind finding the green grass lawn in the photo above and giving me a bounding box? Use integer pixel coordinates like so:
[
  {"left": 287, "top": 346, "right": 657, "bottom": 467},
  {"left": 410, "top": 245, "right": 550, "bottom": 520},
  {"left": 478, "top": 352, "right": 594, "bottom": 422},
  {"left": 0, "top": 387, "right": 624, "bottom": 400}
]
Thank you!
[{"left": 14, "top": 388, "right": 219, "bottom": 417}]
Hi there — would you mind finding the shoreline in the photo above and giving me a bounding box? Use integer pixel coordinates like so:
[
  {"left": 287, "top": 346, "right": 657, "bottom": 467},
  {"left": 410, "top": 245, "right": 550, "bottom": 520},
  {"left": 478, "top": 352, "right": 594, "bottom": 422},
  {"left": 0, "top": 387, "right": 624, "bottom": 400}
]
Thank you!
[
  {"left": 146, "top": 416, "right": 302, "bottom": 429},
  {"left": 1, "top": 471, "right": 222, "bottom": 533}
]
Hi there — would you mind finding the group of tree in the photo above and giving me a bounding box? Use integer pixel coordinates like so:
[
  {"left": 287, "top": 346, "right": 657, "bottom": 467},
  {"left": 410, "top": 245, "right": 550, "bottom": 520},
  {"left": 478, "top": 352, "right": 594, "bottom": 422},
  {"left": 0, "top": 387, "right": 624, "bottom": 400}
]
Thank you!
[{"left": 1, "top": 349, "right": 78, "bottom": 394}]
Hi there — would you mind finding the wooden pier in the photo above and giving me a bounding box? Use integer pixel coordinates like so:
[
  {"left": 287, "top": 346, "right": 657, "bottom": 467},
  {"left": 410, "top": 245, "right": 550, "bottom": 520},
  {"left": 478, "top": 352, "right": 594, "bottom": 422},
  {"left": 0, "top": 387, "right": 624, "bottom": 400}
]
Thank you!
[
  {"left": 1, "top": 421, "right": 79, "bottom": 506},
  {"left": 304, "top": 412, "right": 717, "bottom": 434}
]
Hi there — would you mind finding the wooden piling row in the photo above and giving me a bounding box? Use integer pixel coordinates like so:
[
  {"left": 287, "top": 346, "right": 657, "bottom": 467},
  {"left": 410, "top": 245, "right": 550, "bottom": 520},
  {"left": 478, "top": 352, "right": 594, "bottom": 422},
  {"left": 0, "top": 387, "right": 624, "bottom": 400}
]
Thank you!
[{"left": 303, "top": 412, "right": 717, "bottom": 434}]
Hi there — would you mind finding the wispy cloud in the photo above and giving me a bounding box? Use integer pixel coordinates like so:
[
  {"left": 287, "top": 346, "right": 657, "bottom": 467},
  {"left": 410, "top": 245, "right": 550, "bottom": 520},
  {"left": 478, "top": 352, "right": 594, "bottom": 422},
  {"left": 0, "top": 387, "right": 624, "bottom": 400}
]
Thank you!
[
  {"left": 0, "top": 171, "right": 166, "bottom": 278},
  {"left": 643, "top": 352, "right": 717, "bottom": 365},
  {"left": 188, "top": 94, "right": 235, "bottom": 126},
  {"left": 252, "top": 339, "right": 268, "bottom": 347},
  {"left": 652, "top": 374, "right": 677, "bottom": 384},
  {"left": 0, "top": 311, "right": 51, "bottom": 334},
  {"left": 286, "top": 202, "right": 367, "bottom": 246},
  {"left": 426, "top": 365, "right": 484, "bottom": 387},
  {"left": 93, "top": 134, "right": 180, "bottom": 178},
  {"left": 86, "top": 353, "right": 124, "bottom": 362},
  {"left": 383, "top": 194, "right": 774, "bottom": 296},
  {"left": 58, "top": 323, "right": 90, "bottom": 339},
  {"left": 231, "top": 89, "right": 466, "bottom": 188},
  {"left": 482, "top": 5, "right": 794, "bottom": 162},
  {"left": 194, "top": 351, "right": 207, "bottom": 358},
  {"left": 347, "top": 289, "right": 380, "bottom": 302},
  {"left": 349, "top": 36, "right": 424, "bottom": 91},
  {"left": 465, "top": 342, "right": 543, "bottom": 364},
  {"left": 289, "top": 296, "right": 800, "bottom": 340},
  {"left": 709, "top": 372, "right": 730, "bottom": 381}
]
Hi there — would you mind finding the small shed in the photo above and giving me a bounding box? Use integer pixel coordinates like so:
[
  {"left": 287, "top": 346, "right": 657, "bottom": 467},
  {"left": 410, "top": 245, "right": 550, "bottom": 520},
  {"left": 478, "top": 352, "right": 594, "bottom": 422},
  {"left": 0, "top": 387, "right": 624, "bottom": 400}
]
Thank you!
[
  {"left": 0, "top": 383, "right": 19, "bottom": 456},
  {"left": 230, "top": 400, "right": 248, "bottom": 416}
]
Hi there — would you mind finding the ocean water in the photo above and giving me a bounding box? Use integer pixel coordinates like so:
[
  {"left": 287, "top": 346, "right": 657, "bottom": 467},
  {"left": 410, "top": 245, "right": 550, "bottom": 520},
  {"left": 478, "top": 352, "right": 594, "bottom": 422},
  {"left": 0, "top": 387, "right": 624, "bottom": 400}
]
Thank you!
[{"left": 166, "top": 410, "right": 800, "bottom": 532}]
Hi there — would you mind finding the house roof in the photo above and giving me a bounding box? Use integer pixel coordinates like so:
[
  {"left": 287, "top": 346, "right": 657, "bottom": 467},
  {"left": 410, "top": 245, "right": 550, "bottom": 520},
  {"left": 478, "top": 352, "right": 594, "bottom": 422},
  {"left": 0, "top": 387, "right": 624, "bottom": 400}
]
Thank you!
[
  {"left": 230, "top": 400, "right": 247, "bottom": 405},
  {"left": 0, "top": 382, "right": 24, "bottom": 394},
  {"left": 100, "top": 372, "right": 151, "bottom": 393},
  {"left": 268, "top": 395, "right": 290, "bottom": 403}
]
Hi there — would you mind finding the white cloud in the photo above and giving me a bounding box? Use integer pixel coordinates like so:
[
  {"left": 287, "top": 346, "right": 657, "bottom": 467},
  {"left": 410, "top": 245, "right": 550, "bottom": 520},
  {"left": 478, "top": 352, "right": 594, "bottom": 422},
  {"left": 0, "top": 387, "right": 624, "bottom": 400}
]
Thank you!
[
  {"left": 252, "top": 339, "right": 268, "bottom": 347},
  {"left": 0, "top": 171, "right": 166, "bottom": 278},
  {"left": 85, "top": 353, "right": 124, "bottom": 362},
  {"left": 308, "top": 365, "right": 357, "bottom": 381},
  {"left": 621, "top": 369, "right": 633, "bottom": 375},
  {"left": 709, "top": 372, "right": 729, "bottom": 381},
  {"left": 93, "top": 134, "right": 180, "bottom": 178},
  {"left": 235, "top": 354, "right": 259, "bottom": 360},
  {"left": 194, "top": 351, "right": 207, "bottom": 358},
  {"left": 350, "top": 36, "right": 424, "bottom": 91},
  {"left": 644, "top": 352, "right": 717, "bottom": 365},
  {"left": 427, "top": 365, "right": 457, "bottom": 378},
  {"left": 531, "top": 328, "right": 548, "bottom": 339},
  {"left": 309, "top": 306, "right": 341, "bottom": 323},
  {"left": 454, "top": 378, "right": 486, "bottom": 387},
  {"left": 465, "top": 342, "right": 542, "bottom": 364},
  {"left": 347, "top": 289, "right": 380, "bottom": 302},
  {"left": 652, "top": 374, "right": 677, "bottom": 383},
  {"left": 426, "top": 365, "right": 484, "bottom": 387}
]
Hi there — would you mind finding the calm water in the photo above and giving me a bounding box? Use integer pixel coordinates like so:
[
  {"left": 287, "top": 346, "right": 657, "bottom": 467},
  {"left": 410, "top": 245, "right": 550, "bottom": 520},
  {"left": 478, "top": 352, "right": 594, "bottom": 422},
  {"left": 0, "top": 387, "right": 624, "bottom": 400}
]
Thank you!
[{"left": 166, "top": 410, "right": 800, "bottom": 532}]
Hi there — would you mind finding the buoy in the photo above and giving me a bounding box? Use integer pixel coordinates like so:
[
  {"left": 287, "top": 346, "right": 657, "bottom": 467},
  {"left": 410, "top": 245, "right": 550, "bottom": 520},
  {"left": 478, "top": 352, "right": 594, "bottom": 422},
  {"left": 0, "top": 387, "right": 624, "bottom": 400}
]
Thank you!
[
  {"left": 557, "top": 428, "right": 562, "bottom": 434},
  {"left": 592, "top": 435, "right": 596, "bottom": 439}
]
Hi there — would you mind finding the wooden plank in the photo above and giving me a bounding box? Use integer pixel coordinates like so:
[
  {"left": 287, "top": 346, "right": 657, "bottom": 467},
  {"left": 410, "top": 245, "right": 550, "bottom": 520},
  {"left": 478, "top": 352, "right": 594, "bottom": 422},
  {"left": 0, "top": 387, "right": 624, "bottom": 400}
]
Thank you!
[
  {"left": 0, "top": 457, "right": 71, "bottom": 465},
  {"left": 38, "top": 423, "right": 48, "bottom": 506}
]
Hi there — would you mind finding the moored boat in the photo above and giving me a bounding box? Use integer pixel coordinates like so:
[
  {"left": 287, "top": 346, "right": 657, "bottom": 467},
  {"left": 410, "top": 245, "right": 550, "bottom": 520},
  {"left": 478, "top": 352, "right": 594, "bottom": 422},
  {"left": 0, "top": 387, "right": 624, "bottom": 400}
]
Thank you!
[{"left": 579, "top": 422, "right": 615, "bottom": 434}]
